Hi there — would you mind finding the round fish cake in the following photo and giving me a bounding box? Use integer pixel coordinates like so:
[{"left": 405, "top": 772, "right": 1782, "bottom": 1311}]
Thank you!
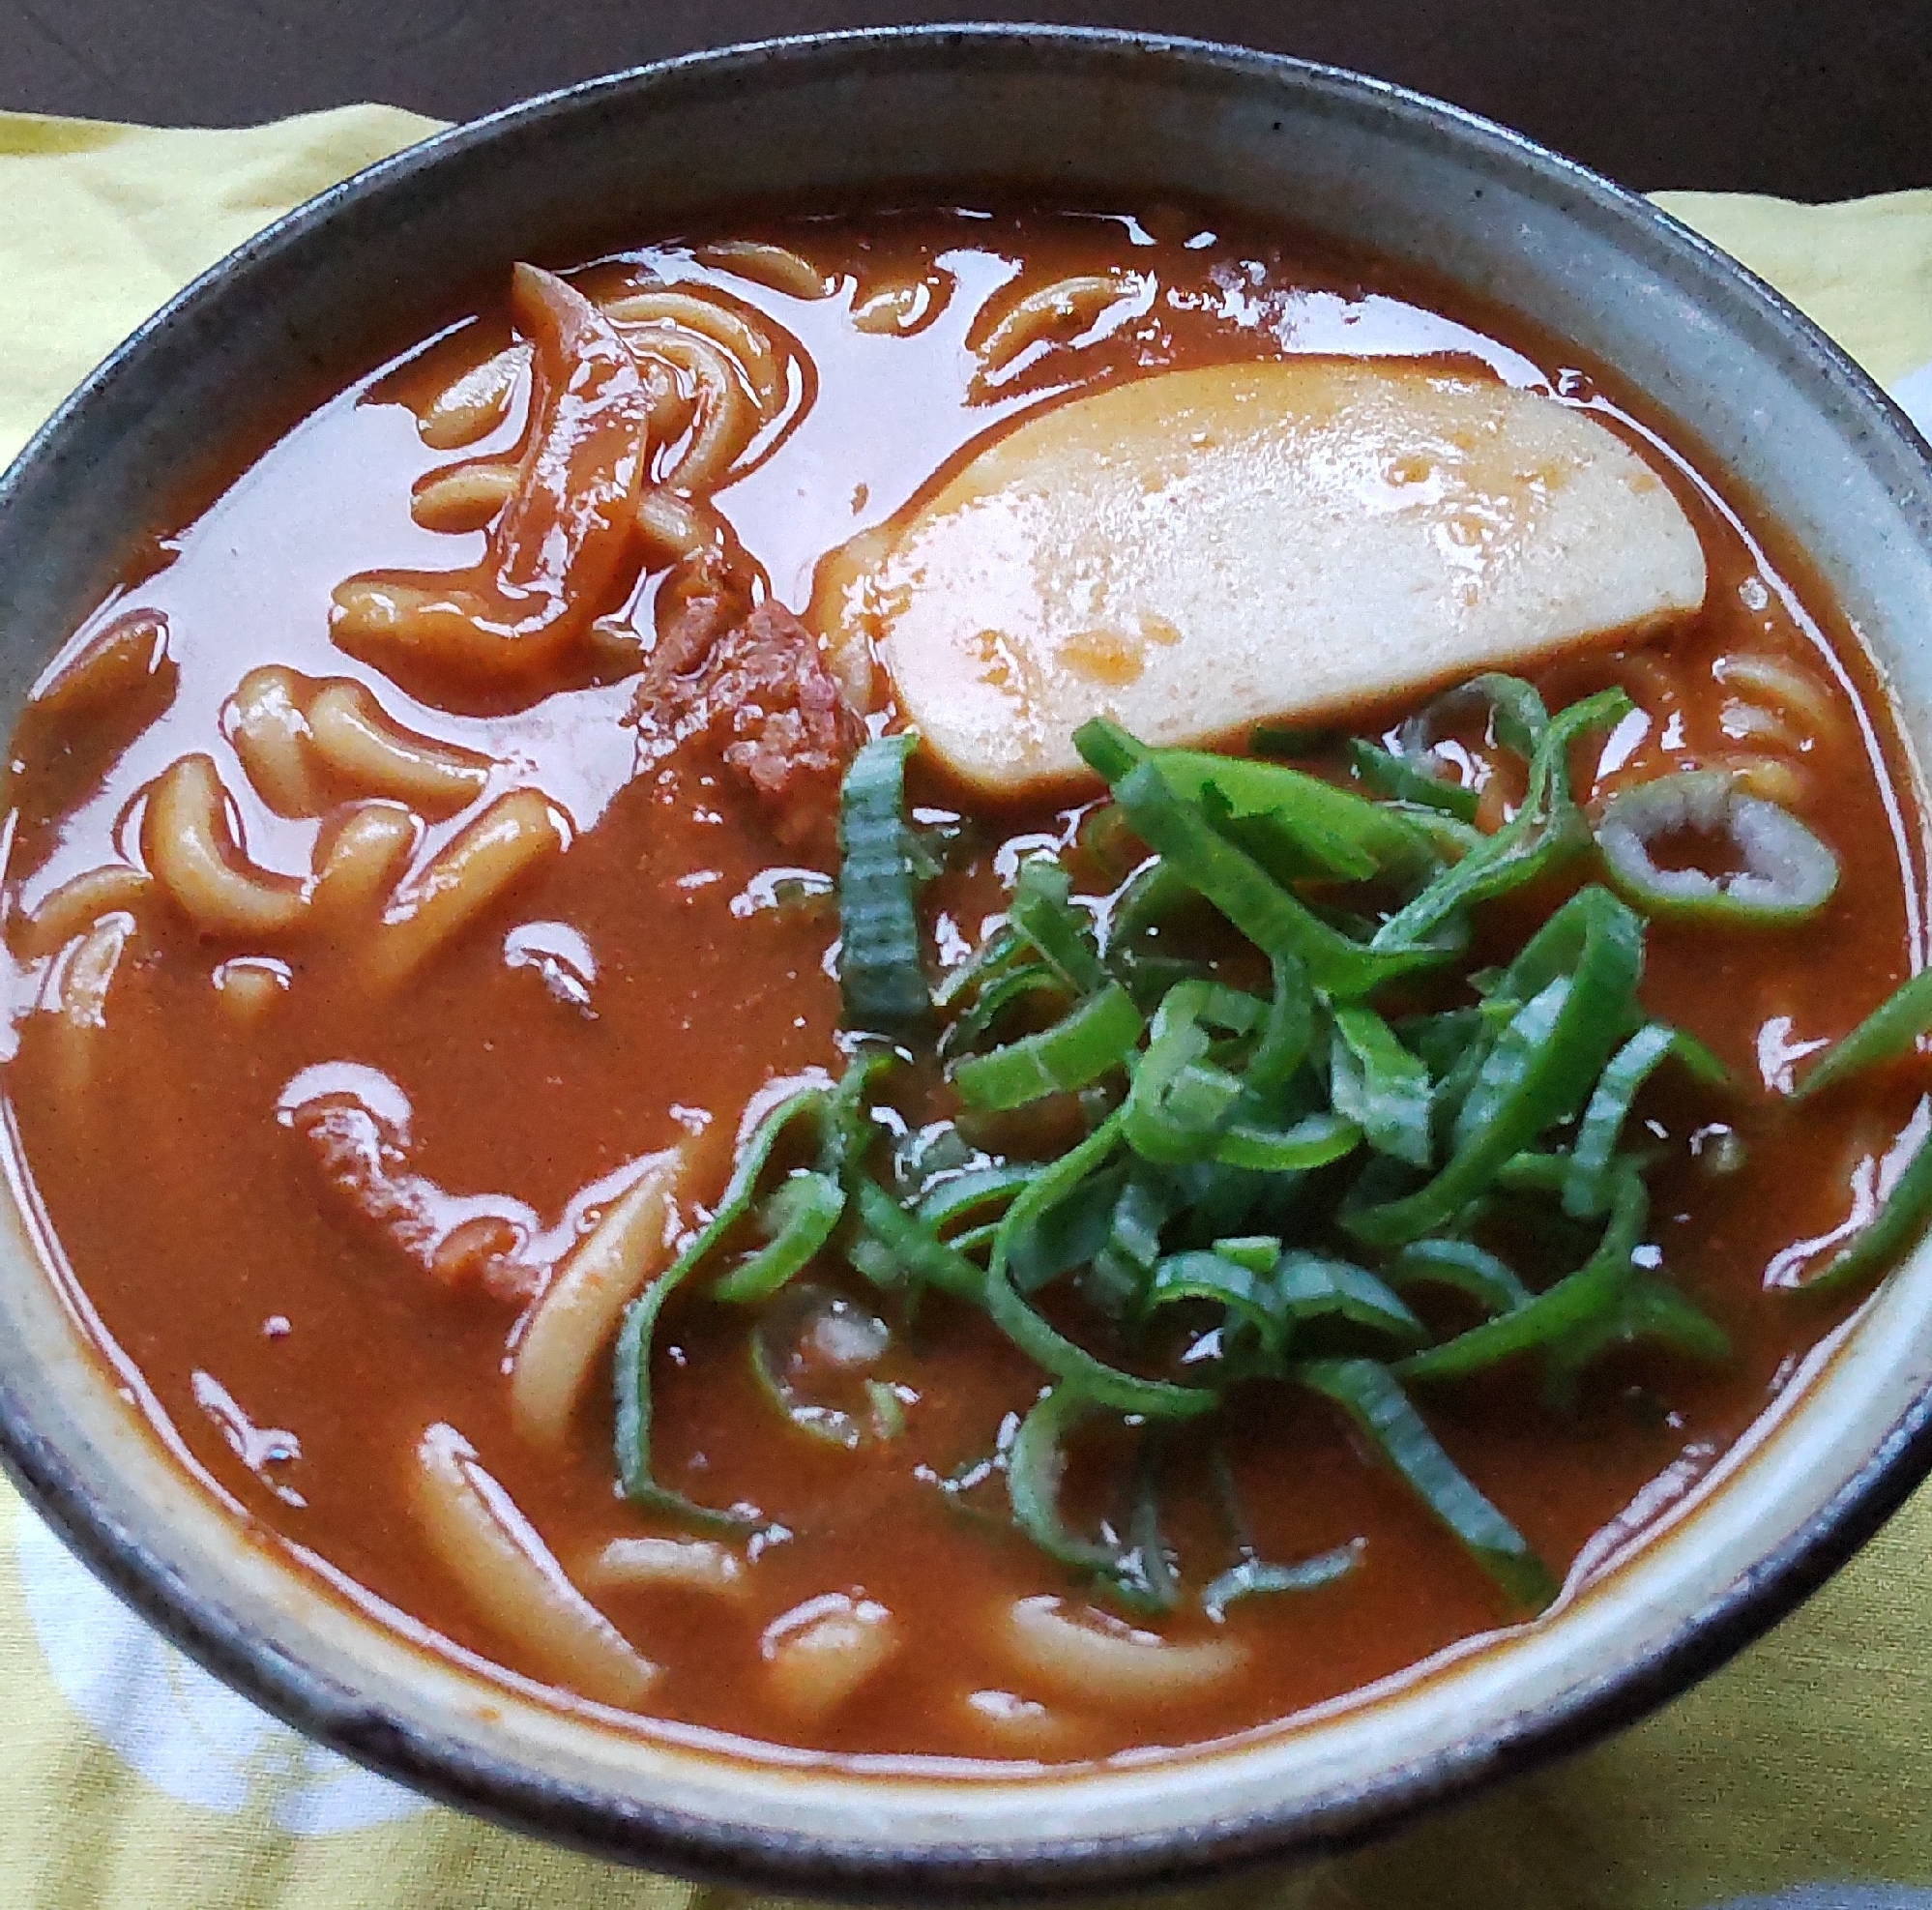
[{"left": 823, "top": 360, "right": 1707, "bottom": 793}]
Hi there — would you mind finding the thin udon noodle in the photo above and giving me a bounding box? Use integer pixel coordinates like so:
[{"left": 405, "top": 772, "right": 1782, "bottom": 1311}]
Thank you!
[
  {"left": 583, "top": 1535, "right": 751, "bottom": 1601},
  {"left": 16, "top": 864, "right": 152, "bottom": 958},
  {"left": 693, "top": 239, "right": 834, "bottom": 301},
  {"left": 305, "top": 679, "right": 492, "bottom": 812},
  {"left": 409, "top": 460, "right": 520, "bottom": 535},
  {"left": 417, "top": 344, "right": 529, "bottom": 452},
  {"left": 1712, "top": 649, "right": 1839, "bottom": 802},
  {"left": 142, "top": 753, "right": 306, "bottom": 938},
  {"left": 1001, "top": 1596, "right": 1244, "bottom": 1702},
  {"left": 224, "top": 665, "right": 333, "bottom": 816},
  {"left": 335, "top": 265, "right": 655, "bottom": 684},
  {"left": 41, "top": 913, "right": 132, "bottom": 1100},
  {"left": 759, "top": 1593, "right": 900, "bottom": 1719},
  {"left": 960, "top": 1688, "right": 1081, "bottom": 1753},
  {"left": 227, "top": 665, "right": 493, "bottom": 817},
  {"left": 309, "top": 801, "right": 422, "bottom": 926},
  {"left": 630, "top": 329, "right": 757, "bottom": 495},
  {"left": 511, "top": 1149, "right": 683, "bottom": 1453},
  {"left": 364, "top": 787, "right": 567, "bottom": 990},
  {"left": 605, "top": 287, "right": 788, "bottom": 415},
  {"left": 634, "top": 486, "right": 732, "bottom": 568},
  {"left": 973, "top": 271, "right": 1151, "bottom": 390},
  {"left": 411, "top": 1422, "right": 660, "bottom": 1708},
  {"left": 34, "top": 608, "right": 174, "bottom": 720},
  {"left": 849, "top": 271, "right": 954, "bottom": 338},
  {"left": 378, "top": 275, "right": 789, "bottom": 683},
  {"left": 209, "top": 955, "right": 289, "bottom": 1023}
]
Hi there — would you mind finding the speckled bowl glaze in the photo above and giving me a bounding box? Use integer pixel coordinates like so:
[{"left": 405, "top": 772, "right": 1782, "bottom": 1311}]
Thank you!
[{"left": 3, "top": 25, "right": 1932, "bottom": 1899}]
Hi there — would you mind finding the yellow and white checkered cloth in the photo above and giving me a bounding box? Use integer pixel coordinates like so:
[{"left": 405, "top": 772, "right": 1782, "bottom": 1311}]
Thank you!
[{"left": 3, "top": 103, "right": 1932, "bottom": 1910}]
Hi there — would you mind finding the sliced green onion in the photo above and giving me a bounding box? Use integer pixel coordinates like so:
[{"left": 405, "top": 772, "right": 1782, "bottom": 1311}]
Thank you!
[
  {"left": 1347, "top": 887, "right": 1643, "bottom": 1248},
  {"left": 1272, "top": 1251, "right": 1428, "bottom": 1346},
  {"left": 710, "top": 1170, "right": 845, "bottom": 1304},
  {"left": 1115, "top": 951, "right": 1215, "bottom": 1010},
  {"left": 1103, "top": 1172, "right": 1174, "bottom": 1272},
  {"left": 1007, "top": 1161, "right": 1129, "bottom": 1296},
  {"left": 1386, "top": 803, "right": 1486, "bottom": 865},
  {"left": 986, "top": 1114, "right": 1218, "bottom": 1419},
  {"left": 617, "top": 674, "right": 1857, "bottom": 1608},
  {"left": 1246, "top": 952, "right": 1314, "bottom": 1092},
  {"left": 851, "top": 1178, "right": 984, "bottom": 1303},
  {"left": 951, "top": 983, "right": 1143, "bottom": 1111},
  {"left": 1400, "top": 1006, "right": 1494, "bottom": 1079},
  {"left": 939, "top": 963, "right": 1068, "bottom": 1060},
  {"left": 1373, "top": 689, "right": 1631, "bottom": 951},
  {"left": 1793, "top": 1113, "right": 1932, "bottom": 1296},
  {"left": 1347, "top": 737, "right": 1480, "bottom": 822},
  {"left": 1009, "top": 1385, "right": 1167, "bottom": 1607},
  {"left": 935, "top": 921, "right": 1023, "bottom": 1011},
  {"left": 866, "top": 1377, "right": 907, "bottom": 1440},
  {"left": 836, "top": 732, "right": 930, "bottom": 1034},
  {"left": 1215, "top": 1107, "right": 1361, "bottom": 1173},
  {"left": 1106, "top": 857, "right": 1193, "bottom": 947},
  {"left": 1145, "top": 1249, "right": 1291, "bottom": 1356},
  {"left": 1156, "top": 748, "right": 1435, "bottom": 881},
  {"left": 1076, "top": 720, "right": 1450, "bottom": 998},
  {"left": 1399, "top": 1170, "right": 1726, "bottom": 1385},
  {"left": 749, "top": 1281, "right": 892, "bottom": 1450},
  {"left": 818, "top": 1048, "right": 896, "bottom": 1183},
  {"left": 1542, "top": 1183, "right": 1730, "bottom": 1399},
  {"left": 1389, "top": 1239, "right": 1532, "bottom": 1316},
  {"left": 915, "top": 1162, "right": 1037, "bottom": 1235},
  {"left": 1595, "top": 770, "right": 1838, "bottom": 925},
  {"left": 1795, "top": 968, "right": 1932, "bottom": 1101},
  {"left": 1668, "top": 1028, "right": 1732, "bottom": 1088},
  {"left": 1202, "top": 1541, "right": 1363, "bottom": 1623},
  {"left": 1402, "top": 673, "right": 1549, "bottom": 763},
  {"left": 1493, "top": 1149, "right": 1572, "bottom": 1194},
  {"left": 1212, "top": 1233, "right": 1282, "bottom": 1276},
  {"left": 1122, "top": 981, "right": 1241, "bottom": 1163},
  {"left": 652, "top": 1082, "right": 830, "bottom": 1294},
  {"left": 1076, "top": 803, "right": 1142, "bottom": 882},
  {"left": 1008, "top": 857, "right": 1109, "bottom": 994},
  {"left": 890, "top": 1117, "right": 977, "bottom": 1194},
  {"left": 614, "top": 1276, "right": 760, "bottom": 1535},
  {"left": 1564, "top": 1024, "right": 1680, "bottom": 1219},
  {"left": 612, "top": 1075, "right": 858, "bottom": 1532},
  {"left": 1296, "top": 1357, "right": 1556, "bottom": 1610},
  {"left": 1250, "top": 722, "right": 1332, "bottom": 757},
  {"left": 1125, "top": 1441, "right": 1181, "bottom": 1612},
  {"left": 1331, "top": 1003, "right": 1436, "bottom": 1170},
  {"left": 1081, "top": 1174, "right": 1178, "bottom": 1321},
  {"left": 1399, "top": 1174, "right": 1649, "bottom": 1383}
]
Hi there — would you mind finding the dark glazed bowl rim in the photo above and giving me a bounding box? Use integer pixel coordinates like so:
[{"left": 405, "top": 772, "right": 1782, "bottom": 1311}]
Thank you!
[{"left": 4, "top": 21, "right": 1932, "bottom": 1901}]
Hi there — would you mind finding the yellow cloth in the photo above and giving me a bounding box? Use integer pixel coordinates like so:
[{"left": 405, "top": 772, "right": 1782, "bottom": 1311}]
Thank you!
[
  {"left": 3, "top": 105, "right": 1932, "bottom": 1910},
  {"left": 1654, "top": 189, "right": 1932, "bottom": 389}
]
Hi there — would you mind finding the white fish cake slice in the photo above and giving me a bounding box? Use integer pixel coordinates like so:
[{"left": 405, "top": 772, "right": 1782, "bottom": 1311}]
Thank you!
[{"left": 821, "top": 359, "right": 1706, "bottom": 794}]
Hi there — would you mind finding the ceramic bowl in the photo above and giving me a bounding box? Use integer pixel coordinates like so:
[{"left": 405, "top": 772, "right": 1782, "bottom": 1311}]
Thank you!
[{"left": 3, "top": 24, "right": 1932, "bottom": 1898}]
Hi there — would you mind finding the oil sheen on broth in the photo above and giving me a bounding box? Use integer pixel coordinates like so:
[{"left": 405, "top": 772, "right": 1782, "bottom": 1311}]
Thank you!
[{"left": 3, "top": 204, "right": 1925, "bottom": 1765}]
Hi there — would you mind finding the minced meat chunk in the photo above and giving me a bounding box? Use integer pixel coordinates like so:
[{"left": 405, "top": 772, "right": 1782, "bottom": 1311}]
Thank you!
[
  {"left": 634, "top": 573, "right": 863, "bottom": 844},
  {"left": 292, "top": 1097, "right": 540, "bottom": 1306}
]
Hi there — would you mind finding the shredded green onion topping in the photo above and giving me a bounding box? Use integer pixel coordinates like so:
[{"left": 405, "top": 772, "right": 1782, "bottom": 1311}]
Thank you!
[{"left": 612, "top": 671, "right": 1932, "bottom": 1625}]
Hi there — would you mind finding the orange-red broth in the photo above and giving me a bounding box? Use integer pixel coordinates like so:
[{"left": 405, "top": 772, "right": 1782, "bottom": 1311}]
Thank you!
[{"left": 2, "top": 205, "right": 1924, "bottom": 1765}]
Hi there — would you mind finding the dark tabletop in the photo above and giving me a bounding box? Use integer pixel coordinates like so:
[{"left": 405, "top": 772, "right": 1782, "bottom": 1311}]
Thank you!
[{"left": 2, "top": 0, "right": 1930, "bottom": 197}]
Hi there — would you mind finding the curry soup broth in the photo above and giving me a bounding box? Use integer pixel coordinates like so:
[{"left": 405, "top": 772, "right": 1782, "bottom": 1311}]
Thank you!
[{"left": 1, "top": 204, "right": 1921, "bottom": 1763}]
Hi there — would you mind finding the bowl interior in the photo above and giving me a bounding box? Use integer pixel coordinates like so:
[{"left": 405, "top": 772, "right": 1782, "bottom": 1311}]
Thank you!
[{"left": 3, "top": 26, "right": 1932, "bottom": 1896}]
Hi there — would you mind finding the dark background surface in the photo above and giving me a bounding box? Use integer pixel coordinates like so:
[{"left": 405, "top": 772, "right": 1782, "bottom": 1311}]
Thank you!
[{"left": 3, "top": 0, "right": 1931, "bottom": 198}]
